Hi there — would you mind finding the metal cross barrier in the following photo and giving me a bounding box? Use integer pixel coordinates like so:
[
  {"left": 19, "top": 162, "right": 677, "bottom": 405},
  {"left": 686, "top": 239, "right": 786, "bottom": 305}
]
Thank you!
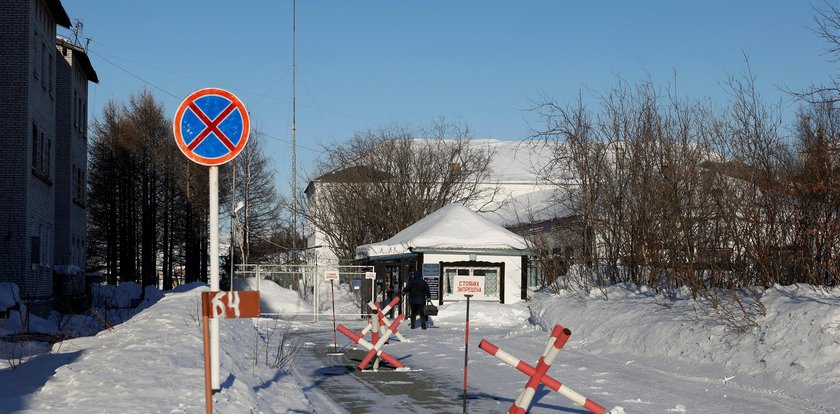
[
  {"left": 362, "top": 297, "right": 407, "bottom": 343},
  {"left": 478, "top": 324, "right": 606, "bottom": 414},
  {"left": 337, "top": 314, "right": 407, "bottom": 371}
]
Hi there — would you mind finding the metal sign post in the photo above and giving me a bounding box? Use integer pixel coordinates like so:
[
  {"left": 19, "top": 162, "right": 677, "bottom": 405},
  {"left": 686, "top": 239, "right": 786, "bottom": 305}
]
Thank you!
[
  {"left": 365, "top": 271, "right": 377, "bottom": 317},
  {"left": 330, "top": 280, "right": 337, "bottom": 353},
  {"left": 463, "top": 294, "right": 473, "bottom": 413},
  {"left": 208, "top": 167, "right": 220, "bottom": 390},
  {"left": 325, "top": 271, "right": 340, "bottom": 354},
  {"left": 201, "top": 291, "right": 260, "bottom": 414},
  {"left": 174, "top": 87, "right": 250, "bottom": 393}
]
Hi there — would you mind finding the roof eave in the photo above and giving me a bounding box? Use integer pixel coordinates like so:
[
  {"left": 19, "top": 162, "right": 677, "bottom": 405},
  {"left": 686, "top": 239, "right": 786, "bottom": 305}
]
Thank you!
[
  {"left": 411, "top": 247, "right": 533, "bottom": 256},
  {"left": 46, "top": 0, "right": 71, "bottom": 28}
]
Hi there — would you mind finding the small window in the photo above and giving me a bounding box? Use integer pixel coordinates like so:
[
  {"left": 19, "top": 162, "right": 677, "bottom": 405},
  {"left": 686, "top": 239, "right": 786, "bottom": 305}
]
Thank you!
[
  {"left": 33, "top": 32, "right": 40, "bottom": 79},
  {"left": 31, "top": 122, "right": 39, "bottom": 169},
  {"left": 73, "top": 165, "right": 84, "bottom": 204},
  {"left": 31, "top": 224, "right": 42, "bottom": 265},
  {"left": 41, "top": 41, "right": 47, "bottom": 89},
  {"left": 82, "top": 102, "right": 87, "bottom": 138},
  {"left": 48, "top": 53, "right": 53, "bottom": 94},
  {"left": 30, "top": 236, "right": 41, "bottom": 264},
  {"left": 43, "top": 135, "right": 51, "bottom": 177}
]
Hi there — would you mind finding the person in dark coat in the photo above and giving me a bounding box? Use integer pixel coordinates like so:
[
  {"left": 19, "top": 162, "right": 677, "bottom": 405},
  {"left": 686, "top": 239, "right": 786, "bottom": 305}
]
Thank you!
[
  {"left": 403, "top": 271, "right": 431, "bottom": 329},
  {"left": 385, "top": 284, "right": 398, "bottom": 318}
]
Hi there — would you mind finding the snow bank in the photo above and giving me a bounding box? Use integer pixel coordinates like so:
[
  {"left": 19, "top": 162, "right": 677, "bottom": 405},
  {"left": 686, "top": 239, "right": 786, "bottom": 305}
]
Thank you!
[
  {"left": 0, "top": 284, "right": 311, "bottom": 412},
  {"left": 90, "top": 282, "right": 163, "bottom": 309},
  {"left": 528, "top": 284, "right": 840, "bottom": 403},
  {"left": 322, "top": 281, "right": 363, "bottom": 316},
  {"left": 234, "top": 277, "right": 310, "bottom": 315},
  {"left": 0, "top": 283, "right": 20, "bottom": 312},
  {"left": 0, "top": 282, "right": 57, "bottom": 336},
  {"left": 434, "top": 299, "right": 530, "bottom": 328}
]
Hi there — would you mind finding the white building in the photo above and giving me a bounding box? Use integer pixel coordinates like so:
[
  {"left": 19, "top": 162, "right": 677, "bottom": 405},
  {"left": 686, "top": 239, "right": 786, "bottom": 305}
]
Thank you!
[
  {"left": 356, "top": 203, "right": 531, "bottom": 304},
  {"left": 304, "top": 139, "right": 560, "bottom": 268}
]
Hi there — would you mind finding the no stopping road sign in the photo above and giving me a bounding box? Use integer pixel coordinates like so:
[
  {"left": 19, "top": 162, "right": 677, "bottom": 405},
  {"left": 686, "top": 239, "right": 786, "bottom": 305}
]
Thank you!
[{"left": 173, "top": 88, "right": 250, "bottom": 166}]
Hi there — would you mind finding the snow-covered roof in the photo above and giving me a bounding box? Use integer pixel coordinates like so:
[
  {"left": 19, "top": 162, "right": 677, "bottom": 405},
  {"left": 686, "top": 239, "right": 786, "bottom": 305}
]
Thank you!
[
  {"left": 479, "top": 188, "right": 573, "bottom": 227},
  {"left": 474, "top": 139, "right": 547, "bottom": 183},
  {"left": 356, "top": 203, "right": 530, "bottom": 259}
]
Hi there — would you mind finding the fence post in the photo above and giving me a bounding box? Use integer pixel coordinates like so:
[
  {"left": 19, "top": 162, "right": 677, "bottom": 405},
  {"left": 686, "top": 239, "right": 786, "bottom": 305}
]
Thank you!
[
  {"left": 314, "top": 263, "right": 319, "bottom": 322},
  {"left": 256, "top": 265, "right": 261, "bottom": 292}
]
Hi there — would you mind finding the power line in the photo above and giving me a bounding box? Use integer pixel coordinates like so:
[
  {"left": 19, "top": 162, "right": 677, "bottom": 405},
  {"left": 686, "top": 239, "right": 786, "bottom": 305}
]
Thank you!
[{"left": 86, "top": 49, "right": 179, "bottom": 99}]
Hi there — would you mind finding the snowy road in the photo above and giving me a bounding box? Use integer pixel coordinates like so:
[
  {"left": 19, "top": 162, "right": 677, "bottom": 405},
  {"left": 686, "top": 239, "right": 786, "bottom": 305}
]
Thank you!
[{"left": 291, "top": 320, "right": 836, "bottom": 413}]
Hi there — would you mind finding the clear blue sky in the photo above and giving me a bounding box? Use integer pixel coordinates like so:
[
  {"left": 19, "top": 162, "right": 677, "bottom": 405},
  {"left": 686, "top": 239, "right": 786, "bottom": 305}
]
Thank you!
[{"left": 61, "top": 1, "right": 837, "bottom": 197}]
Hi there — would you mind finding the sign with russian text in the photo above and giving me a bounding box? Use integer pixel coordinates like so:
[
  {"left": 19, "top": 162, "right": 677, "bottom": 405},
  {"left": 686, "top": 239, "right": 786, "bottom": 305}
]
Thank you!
[
  {"left": 454, "top": 276, "right": 484, "bottom": 297},
  {"left": 423, "top": 263, "right": 440, "bottom": 301},
  {"left": 365, "top": 271, "right": 376, "bottom": 280},
  {"left": 324, "top": 270, "right": 339, "bottom": 281}
]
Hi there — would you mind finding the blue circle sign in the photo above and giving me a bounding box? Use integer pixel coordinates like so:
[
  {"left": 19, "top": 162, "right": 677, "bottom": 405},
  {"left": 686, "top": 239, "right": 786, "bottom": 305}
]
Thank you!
[{"left": 173, "top": 88, "right": 250, "bottom": 166}]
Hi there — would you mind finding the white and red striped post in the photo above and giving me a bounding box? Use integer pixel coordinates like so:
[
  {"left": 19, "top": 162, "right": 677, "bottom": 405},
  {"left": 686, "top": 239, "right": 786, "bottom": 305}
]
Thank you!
[
  {"left": 336, "top": 314, "right": 406, "bottom": 370},
  {"left": 509, "top": 325, "right": 570, "bottom": 414},
  {"left": 371, "top": 308, "right": 381, "bottom": 370},
  {"left": 363, "top": 296, "right": 406, "bottom": 342},
  {"left": 477, "top": 325, "right": 606, "bottom": 414},
  {"left": 366, "top": 297, "right": 406, "bottom": 342},
  {"left": 358, "top": 315, "right": 405, "bottom": 369}
]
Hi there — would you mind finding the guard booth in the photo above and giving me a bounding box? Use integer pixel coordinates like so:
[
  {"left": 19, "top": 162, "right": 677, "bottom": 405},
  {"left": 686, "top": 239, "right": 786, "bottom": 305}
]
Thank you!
[
  {"left": 356, "top": 204, "right": 532, "bottom": 306},
  {"left": 361, "top": 260, "right": 418, "bottom": 317}
]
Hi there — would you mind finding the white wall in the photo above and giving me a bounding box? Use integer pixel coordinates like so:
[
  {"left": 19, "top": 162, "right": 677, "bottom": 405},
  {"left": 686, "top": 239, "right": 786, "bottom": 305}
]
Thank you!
[{"left": 422, "top": 252, "right": 524, "bottom": 304}]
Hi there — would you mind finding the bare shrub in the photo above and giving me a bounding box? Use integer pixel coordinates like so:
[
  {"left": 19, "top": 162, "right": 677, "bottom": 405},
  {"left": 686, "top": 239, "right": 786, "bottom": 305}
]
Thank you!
[{"left": 251, "top": 319, "right": 301, "bottom": 371}]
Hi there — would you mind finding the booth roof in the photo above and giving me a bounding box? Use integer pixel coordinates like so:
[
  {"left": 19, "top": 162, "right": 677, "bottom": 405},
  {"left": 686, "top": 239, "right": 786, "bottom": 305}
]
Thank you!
[{"left": 356, "top": 203, "right": 529, "bottom": 259}]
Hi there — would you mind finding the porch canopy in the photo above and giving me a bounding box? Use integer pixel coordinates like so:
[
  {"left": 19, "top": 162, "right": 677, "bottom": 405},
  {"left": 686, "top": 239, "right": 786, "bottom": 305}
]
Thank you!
[{"left": 356, "top": 203, "right": 530, "bottom": 260}]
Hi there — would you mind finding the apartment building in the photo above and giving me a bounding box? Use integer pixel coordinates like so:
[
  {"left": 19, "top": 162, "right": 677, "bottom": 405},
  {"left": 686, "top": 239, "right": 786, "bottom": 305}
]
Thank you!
[{"left": 0, "top": 0, "right": 98, "bottom": 314}]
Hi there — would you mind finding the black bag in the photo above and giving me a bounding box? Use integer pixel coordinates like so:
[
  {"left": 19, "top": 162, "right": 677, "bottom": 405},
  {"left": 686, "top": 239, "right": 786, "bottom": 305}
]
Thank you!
[{"left": 423, "top": 301, "right": 438, "bottom": 316}]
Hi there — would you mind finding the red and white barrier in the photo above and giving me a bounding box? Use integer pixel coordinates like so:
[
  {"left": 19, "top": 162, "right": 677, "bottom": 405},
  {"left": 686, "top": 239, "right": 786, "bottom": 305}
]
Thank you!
[
  {"left": 478, "top": 324, "right": 606, "bottom": 414},
  {"left": 365, "top": 298, "right": 407, "bottom": 343},
  {"left": 337, "top": 314, "right": 406, "bottom": 371},
  {"left": 510, "top": 325, "right": 569, "bottom": 414}
]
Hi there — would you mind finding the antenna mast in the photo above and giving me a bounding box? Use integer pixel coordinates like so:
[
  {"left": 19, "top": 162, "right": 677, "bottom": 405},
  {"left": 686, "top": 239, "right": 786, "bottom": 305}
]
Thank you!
[{"left": 291, "top": 0, "right": 298, "bottom": 261}]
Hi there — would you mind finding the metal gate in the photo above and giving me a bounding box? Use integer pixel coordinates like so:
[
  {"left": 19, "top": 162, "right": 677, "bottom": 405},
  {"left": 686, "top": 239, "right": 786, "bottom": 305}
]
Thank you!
[{"left": 235, "top": 263, "right": 374, "bottom": 321}]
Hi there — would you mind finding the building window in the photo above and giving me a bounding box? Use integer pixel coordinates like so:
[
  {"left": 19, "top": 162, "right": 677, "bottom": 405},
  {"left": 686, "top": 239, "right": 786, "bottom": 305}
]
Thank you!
[
  {"left": 73, "top": 164, "right": 85, "bottom": 205},
  {"left": 444, "top": 266, "right": 500, "bottom": 297},
  {"left": 44, "top": 135, "right": 51, "bottom": 177},
  {"left": 32, "top": 122, "right": 39, "bottom": 168},
  {"left": 30, "top": 224, "right": 42, "bottom": 265},
  {"left": 78, "top": 96, "right": 83, "bottom": 132},
  {"left": 48, "top": 52, "right": 53, "bottom": 95},
  {"left": 32, "top": 125, "right": 51, "bottom": 182},
  {"left": 31, "top": 235, "right": 41, "bottom": 265},
  {"left": 41, "top": 41, "right": 47, "bottom": 90},
  {"left": 82, "top": 102, "right": 87, "bottom": 138},
  {"left": 33, "top": 31, "right": 40, "bottom": 79}
]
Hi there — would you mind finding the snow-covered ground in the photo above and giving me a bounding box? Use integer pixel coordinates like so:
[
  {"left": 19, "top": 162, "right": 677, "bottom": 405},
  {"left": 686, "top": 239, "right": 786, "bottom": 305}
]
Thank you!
[{"left": 1, "top": 278, "right": 838, "bottom": 413}]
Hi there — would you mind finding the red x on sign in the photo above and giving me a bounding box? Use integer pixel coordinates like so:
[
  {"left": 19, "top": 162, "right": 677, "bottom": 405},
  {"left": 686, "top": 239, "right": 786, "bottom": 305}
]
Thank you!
[
  {"left": 173, "top": 88, "right": 250, "bottom": 166},
  {"left": 186, "top": 101, "right": 238, "bottom": 152}
]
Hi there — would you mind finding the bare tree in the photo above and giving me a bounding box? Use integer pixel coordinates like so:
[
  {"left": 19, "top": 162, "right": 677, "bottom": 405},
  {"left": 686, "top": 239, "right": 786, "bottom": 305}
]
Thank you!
[
  {"left": 303, "top": 120, "right": 498, "bottom": 262},
  {"left": 529, "top": 76, "right": 784, "bottom": 329},
  {"left": 789, "top": 103, "right": 840, "bottom": 286},
  {"left": 788, "top": 2, "right": 840, "bottom": 103},
  {"left": 221, "top": 129, "right": 282, "bottom": 264}
]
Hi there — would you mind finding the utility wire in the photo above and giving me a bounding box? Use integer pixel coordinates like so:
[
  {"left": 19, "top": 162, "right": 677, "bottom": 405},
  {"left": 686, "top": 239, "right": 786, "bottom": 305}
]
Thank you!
[{"left": 86, "top": 49, "right": 179, "bottom": 99}]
